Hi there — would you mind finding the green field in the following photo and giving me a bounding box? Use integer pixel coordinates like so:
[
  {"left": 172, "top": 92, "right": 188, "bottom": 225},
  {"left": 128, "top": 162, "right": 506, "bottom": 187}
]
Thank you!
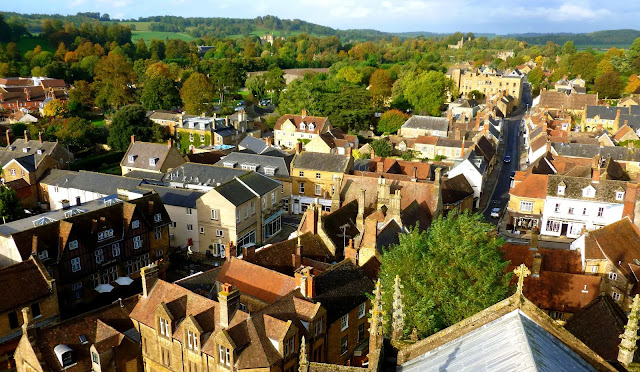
[
  {"left": 91, "top": 119, "right": 106, "bottom": 128},
  {"left": 2, "top": 36, "right": 55, "bottom": 54},
  {"left": 131, "top": 31, "right": 196, "bottom": 42}
]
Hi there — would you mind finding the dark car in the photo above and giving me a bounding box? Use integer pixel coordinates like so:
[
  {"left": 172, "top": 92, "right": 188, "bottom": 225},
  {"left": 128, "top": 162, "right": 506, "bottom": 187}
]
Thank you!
[
  {"left": 504, "top": 155, "right": 511, "bottom": 163},
  {"left": 510, "top": 171, "right": 516, "bottom": 179}
]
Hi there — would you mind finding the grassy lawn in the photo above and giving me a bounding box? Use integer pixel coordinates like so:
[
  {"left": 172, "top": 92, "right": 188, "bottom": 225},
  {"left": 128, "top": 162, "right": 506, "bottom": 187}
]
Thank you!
[
  {"left": 131, "top": 31, "right": 196, "bottom": 42},
  {"left": 91, "top": 119, "right": 107, "bottom": 128},
  {"left": 2, "top": 36, "right": 55, "bottom": 54}
]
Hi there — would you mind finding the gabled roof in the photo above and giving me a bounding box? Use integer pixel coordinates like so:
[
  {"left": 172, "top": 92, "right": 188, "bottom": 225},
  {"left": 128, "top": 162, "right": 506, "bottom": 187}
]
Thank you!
[
  {"left": 215, "top": 172, "right": 281, "bottom": 206},
  {"left": 565, "top": 295, "right": 638, "bottom": 363},
  {"left": 215, "top": 152, "right": 292, "bottom": 178},
  {"left": 398, "top": 309, "right": 604, "bottom": 372},
  {"left": 40, "top": 170, "right": 143, "bottom": 196},
  {"left": 585, "top": 105, "right": 628, "bottom": 120},
  {"left": 397, "top": 293, "right": 616, "bottom": 371},
  {"left": 274, "top": 114, "right": 329, "bottom": 133},
  {"left": 547, "top": 175, "right": 627, "bottom": 203},
  {"left": 584, "top": 217, "right": 640, "bottom": 277},
  {"left": 142, "top": 185, "right": 204, "bottom": 208},
  {"left": 290, "top": 152, "right": 351, "bottom": 173},
  {"left": 121, "top": 141, "right": 181, "bottom": 172},
  {"left": 441, "top": 174, "right": 474, "bottom": 205},
  {"left": 312, "top": 260, "right": 374, "bottom": 324},
  {"left": 401, "top": 115, "right": 449, "bottom": 132},
  {"left": 216, "top": 258, "right": 296, "bottom": 303},
  {"left": 238, "top": 136, "right": 269, "bottom": 154},
  {"left": 163, "top": 163, "right": 248, "bottom": 187},
  {"left": 539, "top": 91, "right": 597, "bottom": 111},
  {"left": 510, "top": 174, "right": 549, "bottom": 199},
  {"left": 0, "top": 257, "right": 53, "bottom": 313}
]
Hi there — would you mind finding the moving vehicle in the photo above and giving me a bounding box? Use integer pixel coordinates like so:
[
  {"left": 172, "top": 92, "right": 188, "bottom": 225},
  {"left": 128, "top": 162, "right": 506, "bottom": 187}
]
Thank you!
[
  {"left": 504, "top": 155, "right": 511, "bottom": 163},
  {"left": 490, "top": 207, "right": 501, "bottom": 218}
]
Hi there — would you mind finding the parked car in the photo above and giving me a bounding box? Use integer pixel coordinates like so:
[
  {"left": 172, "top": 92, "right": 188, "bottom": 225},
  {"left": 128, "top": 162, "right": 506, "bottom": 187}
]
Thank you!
[
  {"left": 490, "top": 207, "right": 501, "bottom": 218},
  {"left": 510, "top": 171, "right": 516, "bottom": 179},
  {"left": 504, "top": 155, "right": 511, "bottom": 163}
]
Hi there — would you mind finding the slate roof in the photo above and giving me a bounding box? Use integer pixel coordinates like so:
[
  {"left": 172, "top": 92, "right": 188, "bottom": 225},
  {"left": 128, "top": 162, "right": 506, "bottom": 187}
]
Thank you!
[
  {"left": 401, "top": 115, "right": 449, "bottom": 132},
  {"left": 147, "top": 110, "right": 179, "bottom": 122},
  {"left": 552, "top": 142, "right": 640, "bottom": 162},
  {"left": 216, "top": 172, "right": 281, "bottom": 206},
  {"left": 0, "top": 257, "right": 53, "bottom": 313},
  {"left": 474, "top": 136, "right": 496, "bottom": 163},
  {"left": 312, "top": 260, "right": 374, "bottom": 324},
  {"left": 290, "top": 152, "right": 351, "bottom": 173},
  {"left": 398, "top": 309, "right": 599, "bottom": 372},
  {"left": 584, "top": 105, "right": 628, "bottom": 120},
  {"left": 40, "top": 170, "right": 143, "bottom": 196},
  {"left": 13, "top": 154, "right": 36, "bottom": 172},
  {"left": 239, "top": 136, "right": 269, "bottom": 154},
  {"left": 565, "top": 295, "right": 638, "bottom": 363},
  {"left": 141, "top": 185, "right": 204, "bottom": 208},
  {"left": 163, "top": 163, "right": 248, "bottom": 187},
  {"left": 215, "top": 152, "right": 292, "bottom": 178}
]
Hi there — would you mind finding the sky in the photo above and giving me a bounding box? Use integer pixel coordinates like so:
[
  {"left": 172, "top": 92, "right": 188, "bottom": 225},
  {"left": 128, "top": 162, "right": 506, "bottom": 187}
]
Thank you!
[{"left": 5, "top": 0, "right": 640, "bottom": 34}]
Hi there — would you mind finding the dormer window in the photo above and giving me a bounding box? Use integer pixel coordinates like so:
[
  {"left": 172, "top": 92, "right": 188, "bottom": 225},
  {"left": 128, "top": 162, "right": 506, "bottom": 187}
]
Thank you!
[
  {"left": 616, "top": 191, "right": 625, "bottom": 201},
  {"left": 37, "top": 149, "right": 43, "bottom": 155},
  {"left": 159, "top": 317, "right": 170, "bottom": 337},
  {"left": 264, "top": 166, "right": 277, "bottom": 176},
  {"left": 149, "top": 158, "right": 158, "bottom": 166},
  {"left": 187, "top": 330, "right": 199, "bottom": 351},
  {"left": 22, "top": 147, "right": 30, "bottom": 153},
  {"left": 128, "top": 155, "right": 137, "bottom": 163},
  {"left": 300, "top": 122, "right": 306, "bottom": 130},
  {"left": 97, "top": 229, "right": 114, "bottom": 241},
  {"left": 154, "top": 213, "right": 162, "bottom": 222},
  {"left": 582, "top": 186, "right": 596, "bottom": 198},
  {"left": 557, "top": 182, "right": 566, "bottom": 196},
  {"left": 218, "top": 345, "right": 230, "bottom": 366},
  {"left": 223, "top": 161, "right": 237, "bottom": 168},
  {"left": 54, "top": 345, "right": 75, "bottom": 368},
  {"left": 309, "top": 123, "right": 315, "bottom": 131},
  {"left": 241, "top": 163, "right": 258, "bottom": 171}
]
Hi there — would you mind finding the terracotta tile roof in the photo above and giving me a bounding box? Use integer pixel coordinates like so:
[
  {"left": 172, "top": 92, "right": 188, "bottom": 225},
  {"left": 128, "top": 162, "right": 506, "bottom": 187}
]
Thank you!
[
  {"left": 0, "top": 256, "right": 53, "bottom": 313},
  {"left": 509, "top": 174, "right": 548, "bottom": 199},
  {"left": 216, "top": 258, "right": 296, "bottom": 303},
  {"left": 500, "top": 243, "right": 583, "bottom": 274},
  {"left": 584, "top": 217, "right": 640, "bottom": 277},
  {"left": 565, "top": 295, "right": 637, "bottom": 363},
  {"left": 249, "top": 232, "right": 335, "bottom": 276},
  {"left": 273, "top": 114, "right": 329, "bottom": 134},
  {"left": 414, "top": 135, "right": 439, "bottom": 145},
  {"left": 613, "top": 125, "right": 636, "bottom": 141},
  {"left": 520, "top": 272, "right": 601, "bottom": 313}
]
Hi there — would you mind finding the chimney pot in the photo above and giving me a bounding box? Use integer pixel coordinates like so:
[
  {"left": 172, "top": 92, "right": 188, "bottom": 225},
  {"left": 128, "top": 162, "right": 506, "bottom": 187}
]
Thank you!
[
  {"left": 38, "top": 132, "right": 42, "bottom": 144},
  {"left": 168, "top": 138, "right": 173, "bottom": 148},
  {"left": 24, "top": 130, "right": 28, "bottom": 141},
  {"left": 141, "top": 264, "right": 159, "bottom": 297},
  {"left": 131, "top": 134, "right": 135, "bottom": 143}
]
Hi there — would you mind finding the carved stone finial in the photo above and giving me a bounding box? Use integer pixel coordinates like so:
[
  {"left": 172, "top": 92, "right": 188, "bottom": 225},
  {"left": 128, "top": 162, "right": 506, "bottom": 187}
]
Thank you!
[
  {"left": 619, "top": 294, "right": 640, "bottom": 366},
  {"left": 392, "top": 275, "right": 405, "bottom": 342},
  {"left": 513, "top": 264, "right": 531, "bottom": 295}
]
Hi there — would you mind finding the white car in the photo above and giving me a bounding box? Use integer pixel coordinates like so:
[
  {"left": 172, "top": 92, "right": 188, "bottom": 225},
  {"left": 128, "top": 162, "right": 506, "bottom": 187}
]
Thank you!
[{"left": 490, "top": 207, "right": 501, "bottom": 218}]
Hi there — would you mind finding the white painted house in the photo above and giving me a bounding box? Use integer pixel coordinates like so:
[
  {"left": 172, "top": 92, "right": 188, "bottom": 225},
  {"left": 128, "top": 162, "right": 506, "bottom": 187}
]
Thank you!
[
  {"left": 540, "top": 173, "right": 631, "bottom": 238},
  {"left": 447, "top": 150, "right": 488, "bottom": 208}
]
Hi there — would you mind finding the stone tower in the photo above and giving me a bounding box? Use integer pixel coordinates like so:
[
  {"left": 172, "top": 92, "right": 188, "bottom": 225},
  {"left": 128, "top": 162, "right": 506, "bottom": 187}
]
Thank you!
[{"left": 618, "top": 294, "right": 640, "bottom": 366}]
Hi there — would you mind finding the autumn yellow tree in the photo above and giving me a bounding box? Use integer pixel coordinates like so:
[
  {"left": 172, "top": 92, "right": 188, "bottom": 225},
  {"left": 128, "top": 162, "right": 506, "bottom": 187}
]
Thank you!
[
  {"left": 43, "top": 99, "right": 68, "bottom": 117},
  {"left": 180, "top": 73, "right": 214, "bottom": 115},
  {"left": 369, "top": 69, "right": 393, "bottom": 108},
  {"left": 625, "top": 75, "right": 640, "bottom": 94}
]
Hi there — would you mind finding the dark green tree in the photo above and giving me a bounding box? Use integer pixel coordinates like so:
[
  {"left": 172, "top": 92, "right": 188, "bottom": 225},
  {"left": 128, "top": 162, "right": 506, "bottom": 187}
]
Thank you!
[
  {"left": 107, "top": 105, "right": 156, "bottom": 151},
  {"left": 0, "top": 186, "right": 24, "bottom": 222},
  {"left": 561, "top": 41, "right": 576, "bottom": 55},
  {"left": 141, "top": 76, "right": 181, "bottom": 111},
  {"left": 403, "top": 71, "right": 448, "bottom": 116},
  {"left": 370, "top": 138, "right": 392, "bottom": 157},
  {"left": 377, "top": 109, "right": 409, "bottom": 134},
  {"left": 594, "top": 71, "right": 623, "bottom": 98},
  {"left": 378, "top": 212, "right": 511, "bottom": 338}
]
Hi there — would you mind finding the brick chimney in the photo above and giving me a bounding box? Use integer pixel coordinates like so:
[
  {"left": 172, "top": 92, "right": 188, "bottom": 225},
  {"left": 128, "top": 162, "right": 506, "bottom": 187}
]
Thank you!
[
  {"left": 31, "top": 235, "right": 38, "bottom": 256},
  {"left": 148, "top": 200, "right": 154, "bottom": 214},
  {"left": 242, "top": 245, "right": 255, "bottom": 262},
  {"left": 38, "top": 132, "right": 42, "bottom": 144},
  {"left": 226, "top": 242, "right": 235, "bottom": 262},
  {"left": 168, "top": 138, "right": 173, "bottom": 148},
  {"left": 141, "top": 264, "right": 159, "bottom": 297},
  {"left": 412, "top": 167, "right": 418, "bottom": 181},
  {"left": 474, "top": 115, "right": 481, "bottom": 131},
  {"left": 344, "top": 239, "right": 358, "bottom": 265},
  {"left": 24, "top": 130, "right": 28, "bottom": 141},
  {"left": 455, "top": 128, "right": 460, "bottom": 140},
  {"left": 265, "top": 137, "right": 273, "bottom": 147},
  {"left": 24, "top": 88, "right": 30, "bottom": 101},
  {"left": 376, "top": 160, "right": 384, "bottom": 173},
  {"left": 301, "top": 109, "right": 307, "bottom": 117},
  {"left": 295, "top": 267, "right": 315, "bottom": 298},
  {"left": 218, "top": 283, "right": 240, "bottom": 328},
  {"left": 357, "top": 189, "right": 366, "bottom": 231},
  {"left": 346, "top": 146, "right": 352, "bottom": 157},
  {"left": 460, "top": 141, "right": 466, "bottom": 158},
  {"left": 592, "top": 168, "right": 600, "bottom": 183},
  {"left": 532, "top": 253, "right": 542, "bottom": 278},
  {"left": 21, "top": 307, "right": 30, "bottom": 332},
  {"left": 5, "top": 130, "right": 10, "bottom": 146},
  {"left": 295, "top": 141, "right": 303, "bottom": 154},
  {"left": 131, "top": 134, "right": 135, "bottom": 143}
]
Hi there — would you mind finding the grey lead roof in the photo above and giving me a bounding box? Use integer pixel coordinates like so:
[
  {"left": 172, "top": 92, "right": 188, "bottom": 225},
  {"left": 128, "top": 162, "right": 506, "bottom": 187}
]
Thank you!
[
  {"left": 239, "top": 136, "right": 269, "bottom": 154},
  {"left": 398, "top": 309, "right": 596, "bottom": 372},
  {"left": 552, "top": 142, "right": 640, "bottom": 162},
  {"left": 401, "top": 115, "right": 449, "bottom": 131},
  {"left": 163, "top": 163, "right": 248, "bottom": 187},
  {"left": 41, "top": 170, "right": 143, "bottom": 195},
  {"left": 214, "top": 152, "right": 292, "bottom": 178},
  {"left": 585, "top": 105, "right": 629, "bottom": 120}
]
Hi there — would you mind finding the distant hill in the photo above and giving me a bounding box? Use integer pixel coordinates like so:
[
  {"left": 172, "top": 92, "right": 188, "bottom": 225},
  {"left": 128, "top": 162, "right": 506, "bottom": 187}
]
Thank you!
[{"left": 508, "top": 29, "right": 640, "bottom": 49}]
